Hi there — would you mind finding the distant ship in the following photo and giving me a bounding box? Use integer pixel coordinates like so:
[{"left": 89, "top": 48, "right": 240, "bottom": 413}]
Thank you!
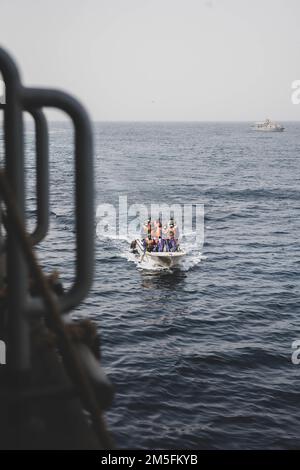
[{"left": 253, "top": 118, "right": 285, "bottom": 132}]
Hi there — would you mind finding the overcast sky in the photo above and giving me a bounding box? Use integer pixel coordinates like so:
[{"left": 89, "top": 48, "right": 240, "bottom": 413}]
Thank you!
[{"left": 1, "top": 0, "right": 300, "bottom": 121}]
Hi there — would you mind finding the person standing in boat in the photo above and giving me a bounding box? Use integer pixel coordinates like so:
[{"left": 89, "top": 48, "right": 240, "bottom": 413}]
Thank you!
[
  {"left": 142, "top": 217, "right": 152, "bottom": 251},
  {"left": 151, "top": 219, "right": 158, "bottom": 239},
  {"left": 173, "top": 220, "right": 179, "bottom": 244},
  {"left": 148, "top": 218, "right": 157, "bottom": 252},
  {"left": 141, "top": 217, "right": 152, "bottom": 238},
  {"left": 153, "top": 219, "right": 164, "bottom": 252},
  {"left": 167, "top": 219, "right": 178, "bottom": 251},
  {"left": 162, "top": 224, "right": 169, "bottom": 251}
]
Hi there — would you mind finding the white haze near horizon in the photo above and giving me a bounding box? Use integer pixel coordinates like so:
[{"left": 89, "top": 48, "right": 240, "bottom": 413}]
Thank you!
[{"left": 1, "top": 0, "right": 300, "bottom": 121}]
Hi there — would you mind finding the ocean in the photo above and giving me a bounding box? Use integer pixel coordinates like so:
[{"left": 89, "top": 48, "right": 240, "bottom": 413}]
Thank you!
[{"left": 24, "top": 121, "right": 300, "bottom": 449}]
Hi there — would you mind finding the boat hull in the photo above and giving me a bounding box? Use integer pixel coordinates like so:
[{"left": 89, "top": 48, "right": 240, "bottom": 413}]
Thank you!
[
  {"left": 254, "top": 127, "right": 284, "bottom": 132},
  {"left": 134, "top": 240, "right": 185, "bottom": 268}
]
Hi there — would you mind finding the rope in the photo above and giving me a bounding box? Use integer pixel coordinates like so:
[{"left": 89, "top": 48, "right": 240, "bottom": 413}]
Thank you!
[{"left": 0, "top": 169, "right": 114, "bottom": 449}]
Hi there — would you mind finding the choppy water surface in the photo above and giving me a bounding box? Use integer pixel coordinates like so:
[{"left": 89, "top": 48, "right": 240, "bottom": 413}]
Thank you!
[{"left": 26, "top": 122, "right": 300, "bottom": 449}]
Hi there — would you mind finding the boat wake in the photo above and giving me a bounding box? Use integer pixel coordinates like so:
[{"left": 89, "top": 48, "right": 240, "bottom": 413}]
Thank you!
[{"left": 100, "top": 232, "right": 205, "bottom": 272}]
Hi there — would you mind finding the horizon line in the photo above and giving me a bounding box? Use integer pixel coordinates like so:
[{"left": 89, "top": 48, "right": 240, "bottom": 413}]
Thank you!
[{"left": 22, "top": 119, "right": 300, "bottom": 123}]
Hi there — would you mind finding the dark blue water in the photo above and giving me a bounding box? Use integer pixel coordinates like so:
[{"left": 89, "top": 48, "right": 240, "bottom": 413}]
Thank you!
[{"left": 26, "top": 122, "right": 300, "bottom": 449}]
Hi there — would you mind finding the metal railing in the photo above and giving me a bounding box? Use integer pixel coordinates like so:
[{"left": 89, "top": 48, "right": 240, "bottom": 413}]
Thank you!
[{"left": 0, "top": 48, "right": 94, "bottom": 374}]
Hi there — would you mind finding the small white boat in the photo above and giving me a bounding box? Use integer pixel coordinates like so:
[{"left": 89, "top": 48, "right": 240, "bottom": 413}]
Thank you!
[
  {"left": 131, "top": 239, "right": 186, "bottom": 268},
  {"left": 253, "top": 118, "right": 284, "bottom": 132}
]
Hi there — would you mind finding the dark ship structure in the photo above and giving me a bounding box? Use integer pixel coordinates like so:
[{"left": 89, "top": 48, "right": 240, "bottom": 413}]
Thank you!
[{"left": 0, "top": 48, "right": 114, "bottom": 449}]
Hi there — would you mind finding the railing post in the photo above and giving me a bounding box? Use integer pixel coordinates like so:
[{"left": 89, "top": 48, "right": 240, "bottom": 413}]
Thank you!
[
  {"left": 28, "top": 109, "right": 49, "bottom": 245},
  {"left": 0, "top": 49, "right": 30, "bottom": 374}
]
